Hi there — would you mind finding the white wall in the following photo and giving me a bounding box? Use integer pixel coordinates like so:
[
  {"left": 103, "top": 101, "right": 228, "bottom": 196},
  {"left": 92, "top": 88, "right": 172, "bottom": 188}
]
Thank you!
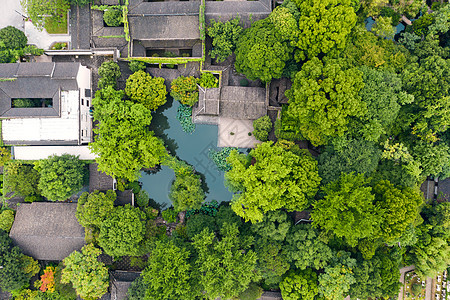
[{"left": 76, "top": 65, "right": 93, "bottom": 144}]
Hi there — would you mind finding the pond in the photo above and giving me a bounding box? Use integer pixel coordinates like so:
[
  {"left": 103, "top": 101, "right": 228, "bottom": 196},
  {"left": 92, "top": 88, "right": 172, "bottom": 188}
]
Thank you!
[
  {"left": 365, "top": 17, "right": 406, "bottom": 36},
  {"left": 140, "top": 98, "right": 234, "bottom": 209}
]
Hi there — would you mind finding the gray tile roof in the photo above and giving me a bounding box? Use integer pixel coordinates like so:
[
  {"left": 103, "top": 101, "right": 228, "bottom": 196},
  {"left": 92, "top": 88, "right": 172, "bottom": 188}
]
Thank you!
[
  {"left": 89, "top": 163, "right": 114, "bottom": 193},
  {"left": 129, "top": 15, "right": 200, "bottom": 41},
  {"left": 0, "top": 63, "right": 80, "bottom": 118},
  {"left": 9, "top": 202, "right": 85, "bottom": 261},
  {"left": 198, "top": 87, "right": 220, "bottom": 115},
  {"left": 128, "top": 1, "right": 200, "bottom": 15}
]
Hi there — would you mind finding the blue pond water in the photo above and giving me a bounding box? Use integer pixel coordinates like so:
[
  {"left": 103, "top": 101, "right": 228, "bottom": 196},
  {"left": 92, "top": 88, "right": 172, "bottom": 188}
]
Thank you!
[
  {"left": 139, "top": 98, "right": 233, "bottom": 208},
  {"left": 365, "top": 17, "right": 406, "bottom": 36}
]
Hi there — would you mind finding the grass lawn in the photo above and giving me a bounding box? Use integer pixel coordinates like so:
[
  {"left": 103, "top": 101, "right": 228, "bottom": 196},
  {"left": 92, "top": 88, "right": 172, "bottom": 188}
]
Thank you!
[{"left": 44, "top": 11, "right": 68, "bottom": 34}]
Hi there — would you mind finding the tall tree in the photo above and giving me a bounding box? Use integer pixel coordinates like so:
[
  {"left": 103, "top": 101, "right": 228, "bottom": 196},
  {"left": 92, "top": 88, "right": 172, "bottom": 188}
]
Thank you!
[
  {"left": 169, "top": 172, "right": 205, "bottom": 212},
  {"left": 193, "top": 224, "right": 261, "bottom": 300},
  {"left": 285, "top": 57, "right": 366, "bottom": 146},
  {"left": 255, "top": 239, "right": 290, "bottom": 287},
  {"left": 280, "top": 269, "right": 319, "bottom": 300},
  {"left": 98, "top": 204, "right": 147, "bottom": 257},
  {"left": 34, "top": 154, "right": 86, "bottom": 201},
  {"left": 89, "top": 87, "right": 167, "bottom": 181},
  {"left": 61, "top": 244, "right": 109, "bottom": 300},
  {"left": 225, "top": 142, "right": 321, "bottom": 223},
  {"left": 0, "top": 231, "right": 29, "bottom": 292},
  {"left": 283, "top": 223, "right": 333, "bottom": 270},
  {"left": 311, "top": 173, "right": 381, "bottom": 247},
  {"left": 142, "top": 241, "right": 199, "bottom": 300},
  {"left": 251, "top": 210, "right": 292, "bottom": 242},
  {"left": 76, "top": 190, "right": 116, "bottom": 229},
  {"left": 234, "top": 18, "right": 293, "bottom": 82},
  {"left": 125, "top": 70, "right": 167, "bottom": 111},
  {"left": 292, "top": 0, "right": 357, "bottom": 61},
  {"left": 207, "top": 17, "right": 243, "bottom": 63},
  {"left": 0, "top": 26, "right": 27, "bottom": 50},
  {"left": 4, "top": 161, "right": 40, "bottom": 197}
]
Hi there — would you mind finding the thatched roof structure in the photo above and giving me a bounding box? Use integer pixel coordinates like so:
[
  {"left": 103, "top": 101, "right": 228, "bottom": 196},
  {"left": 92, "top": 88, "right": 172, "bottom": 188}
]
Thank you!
[{"left": 9, "top": 203, "right": 85, "bottom": 261}]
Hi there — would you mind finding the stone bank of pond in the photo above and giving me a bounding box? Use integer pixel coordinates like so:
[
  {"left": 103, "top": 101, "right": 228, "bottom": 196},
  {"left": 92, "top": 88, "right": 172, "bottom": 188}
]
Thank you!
[{"left": 140, "top": 97, "right": 234, "bottom": 208}]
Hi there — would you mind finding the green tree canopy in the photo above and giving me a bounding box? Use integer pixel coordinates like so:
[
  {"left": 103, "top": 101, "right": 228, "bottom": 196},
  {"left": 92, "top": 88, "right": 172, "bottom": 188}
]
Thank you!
[
  {"left": 98, "top": 204, "right": 146, "bottom": 257},
  {"left": 169, "top": 172, "right": 205, "bottom": 212},
  {"left": 0, "top": 26, "right": 27, "bottom": 50},
  {"left": 125, "top": 70, "right": 167, "bottom": 111},
  {"left": 170, "top": 76, "right": 199, "bottom": 106},
  {"left": 251, "top": 210, "right": 292, "bottom": 242},
  {"left": 312, "top": 173, "right": 381, "bottom": 247},
  {"left": 89, "top": 87, "right": 167, "bottom": 181},
  {"left": 4, "top": 161, "right": 40, "bottom": 197},
  {"left": 207, "top": 17, "right": 243, "bottom": 63},
  {"left": 35, "top": 154, "right": 86, "bottom": 201},
  {"left": 193, "top": 224, "right": 260, "bottom": 300},
  {"left": 255, "top": 239, "right": 290, "bottom": 287},
  {"left": 234, "top": 18, "right": 293, "bottom": 82},
  {"left": 142, "top": 240, "right": 198, "bottom": 300},
  {"left": 98, "top": 61, "right": 121, "bottom": 89},
  {"left": 61, "top": 244, "right": 109, "bottom": 300},
  {"left": 0, "top": 231, "right": 29, "bottom": 292},
  {"left": 252, "top": 116, "right": 273, "bottom": 142},
  {"left": 318, "top": 251, "right": 357, "bottom": 300},
  {"left": 225, "top": 142, "right": 321, "bottom": 222},
  {"left": 285, "top": 57, "right": 366, "bottom": 146},
  {"left": 283, "top": 223, "right": 333, "bottom": 270},
  {"left": 318, "top": 137, "right": 381, "bottom": 184},
  {"left": 76, "top": 190, "right": 116, "bottom": 229},
  {"left": 280, "top": 269, "right": 319, "bottom": 300},
  {"left": 350, "top": 249, "right": 402, "bottom": 300},
  {"left": 373, "top": 180, "right": 423, "bottom": 243},
  {"left": 20, "top": 0, "right": 70, "bottom": 30},
  {"left": 292, "top": 0, "right": 357, "bottom": 61}
]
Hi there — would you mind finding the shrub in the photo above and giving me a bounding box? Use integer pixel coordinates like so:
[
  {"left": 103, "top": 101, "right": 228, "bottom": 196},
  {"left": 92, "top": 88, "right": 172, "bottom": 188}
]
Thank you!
[
  {"left": 103, "top": 7, "right": 123, "bottom": 27},
  {"left": 412, "top": 13, "right": 435, "bottom": 36},
  {"left": 0, "top": 210, "right": 14, "bottom": 233},
  {"left": 208, "top": 147, "right": 236, "bottom": 171},
  {"left": 207, "top": 17, "right": 243, "bottom": 62},
  {"left": 125, "top": 70, "right": 167, "bottom": 110},
  {"left": 176, "top": 104, "right": 195, "bottom": 133},
  {"left": 35, "top": 154, "right": 86, "bottom": 201},
  {"left": 24, "top": 195, "right": 43, "bottom": 202},
  {"left": 252, "top": 116, "right": 272, "bottom": 142},
  {"left": 170, "top": 76, "right": 199, "bottom": 106},
  {"left": 127, "top": 181, "right": 141, "bottom": 194},
  {"left": 136, "top": 190, "right": 150, "bottom": 208},
  {"left": 98, "top": 60, "right": 121, "bottom": 89},
  {"left": 37, "top": 266, "right": 56, "bottom": 293},
  {"left": 0, "top": 26, "right": 27, "bottom": 50},
  {"left": 12, "top": 98, "right": 35, "bottom": 108},
  {"left": 4, "top": 161, "right": 40, "bottom": 197},
  {"left": 143, "top": 207, "right": 159, "bottom": 220},
  {"left": 199, "top": 72, "right": 219, "bottom": 88},
  {"left": 129, "top": 60, "right": 146, "bottom": 73},
  {"left": 21, "top": 255, "right": 40, "bottom": 278},
  {"left": 161, "top": 208, "right": 177, "bottom": 223},
  {"left": 0, "top": 147, "right": 11, "bottom": 166}
]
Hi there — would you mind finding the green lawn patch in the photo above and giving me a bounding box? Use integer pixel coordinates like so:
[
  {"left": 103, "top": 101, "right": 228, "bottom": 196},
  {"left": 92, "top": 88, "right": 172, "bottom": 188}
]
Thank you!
[{"left": 44, "top": 12, "right": 68, "bottom": 34}]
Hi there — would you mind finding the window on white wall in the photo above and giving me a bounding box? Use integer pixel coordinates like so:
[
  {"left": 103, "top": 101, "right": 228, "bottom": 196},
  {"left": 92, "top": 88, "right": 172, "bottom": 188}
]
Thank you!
[{"left": 81, "top": 99, "right": 84, "bottom": 105}]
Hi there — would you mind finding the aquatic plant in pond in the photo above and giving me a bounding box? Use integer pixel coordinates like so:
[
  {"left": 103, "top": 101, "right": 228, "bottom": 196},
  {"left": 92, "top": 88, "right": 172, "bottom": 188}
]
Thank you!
[
  {"left": 176, "top": 105, "right": 195, "bottom": 133},
  {"left": 208, "top": 147, "right": 237, "bottom": 171}
]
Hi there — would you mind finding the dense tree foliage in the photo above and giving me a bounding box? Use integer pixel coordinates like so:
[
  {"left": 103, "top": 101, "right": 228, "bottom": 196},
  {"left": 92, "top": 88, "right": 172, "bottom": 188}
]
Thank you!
[
  {"left": 0, "top": 26, "right": 27, "bottom": 50},
  {"left": 252, "top": 116, "right": 273, "bottom": 142},
  {"left": 312, "top": 173, "right": 380, "bottom": 247},
  {"left": 98, "top": 61, "right": 121, "bottom": 89},
  {"left": 170, "top": 76, "right": 199, "bottom": 106},
  {"left": 225, "top": 142, "right": 321, "bottom": 222},
  {"left": 251, "top": 210, "right": 291, "bottom": 242},
  {"left": 103, "top": 7, "right": 122, "bottom": 27},
  {"left": 169, "top": 172, "right": 205, "bottom": 212},
  {"left": 0, "top": 210, "right": 14, "bottom": 233},
  {"left": 125, "top": 70, "right": 167, "bottom": 110},
  {"left": 208, "top": 17, "right": 243, "bottom": 63},
  {"left": 34, "top": 154, "right": 86, "bottom": 201},
  {"left": 98, "top": 204, "right": 146, "bottom": 257},
  {"left": 255, "top": 240, "right": 290, "bottom": 287},
  {"left": 234, "top": 19, "right": 292, "bottom": 82},
  {"left": 285, "top": 57, "right": 366, "bottom": 146},
  {"left": 142, "top": 241, "right": 198, "bottom": 299},
  {"left": 292, "top": 0, "right": 357, "bottom": 61},
  {"left": 193, "top": 224, "right": 260, "bottom": 300},
  {"left": 76, "top": 190, "right": 115, "bottom": 229},
  {"left": 0, "top": 231, "right": 29, "bottom": 292},
  {"left": 283, "top": 223, "right": 333, "bottom": 270},
  {"left": 61, "top": 244, "right": 109, "bottom": 300},
  {"left": 280, "top": 269, "right": 319, "bottom": 300},
  {"left": 4, "top": 161, "right": 40, "bottom": 197},
  {"left": 89, "top": 87, "right": 167, "bottom": 181}
]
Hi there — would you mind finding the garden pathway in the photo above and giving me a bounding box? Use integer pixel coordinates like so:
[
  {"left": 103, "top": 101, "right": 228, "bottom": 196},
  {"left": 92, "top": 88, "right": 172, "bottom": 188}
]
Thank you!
[{"left": 218, "top": 117, "right": 261, "bottom": 148}]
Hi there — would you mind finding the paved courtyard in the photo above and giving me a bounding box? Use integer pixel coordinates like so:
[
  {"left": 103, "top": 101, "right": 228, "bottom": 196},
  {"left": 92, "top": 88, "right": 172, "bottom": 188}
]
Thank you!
[
  {"left": 218, "top": 117, "right": 261, "bottom": 148},
  {"left": 0, "top": 0, "right": 70, "bottom": 49}
]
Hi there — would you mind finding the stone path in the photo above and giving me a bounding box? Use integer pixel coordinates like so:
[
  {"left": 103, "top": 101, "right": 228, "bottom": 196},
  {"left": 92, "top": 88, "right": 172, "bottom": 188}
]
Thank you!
[{"left": 398, "top": 265, "right": 416, "bottom": 300}]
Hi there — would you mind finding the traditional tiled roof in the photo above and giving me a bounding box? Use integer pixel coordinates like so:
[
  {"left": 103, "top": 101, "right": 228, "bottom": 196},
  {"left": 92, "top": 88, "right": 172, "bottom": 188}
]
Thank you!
[{"left": 9, "top": 202, "right": 85, "bottom": 261}]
